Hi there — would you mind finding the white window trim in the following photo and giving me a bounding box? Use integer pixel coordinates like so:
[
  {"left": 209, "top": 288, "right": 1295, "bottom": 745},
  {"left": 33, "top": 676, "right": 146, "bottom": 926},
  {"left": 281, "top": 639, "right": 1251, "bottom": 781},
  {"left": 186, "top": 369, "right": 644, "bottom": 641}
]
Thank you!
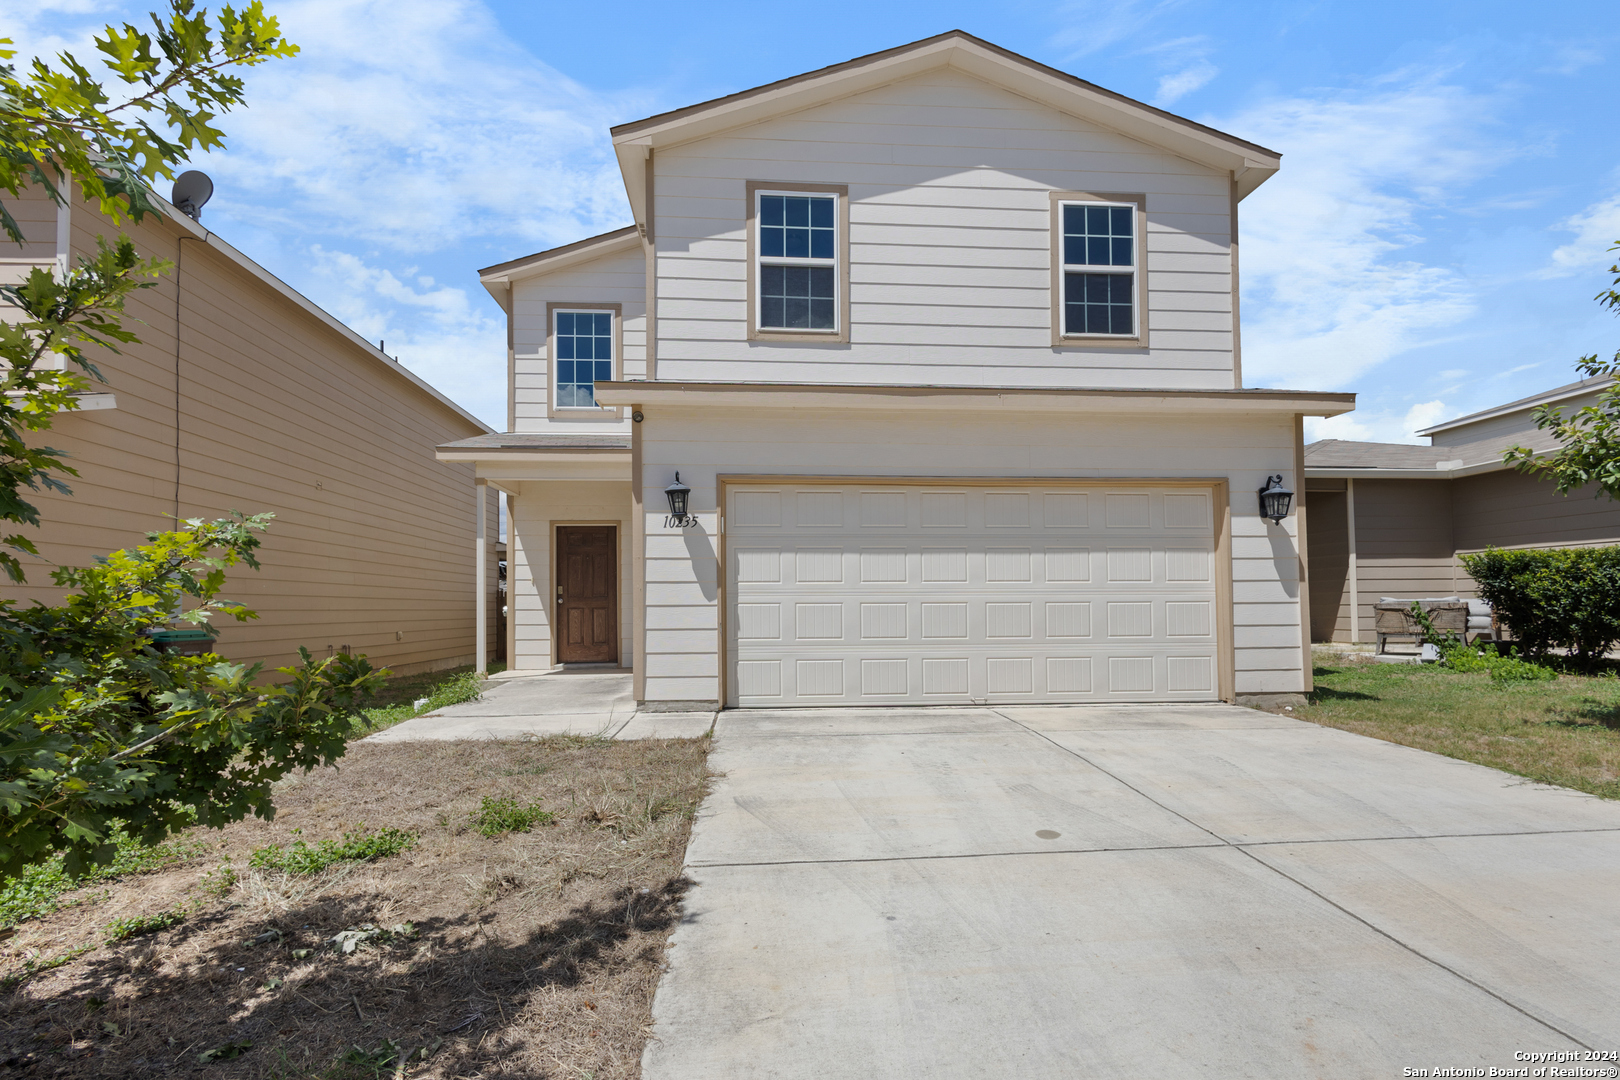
[
  {"left": 1050, "top": 191, "right": 1148, "bottom": 349},
  {"left": 745, "top": 181, "right": 850, "bottom": 342},
  {"left": 545, "top": 302, "right": 622, "bottom": 419}
]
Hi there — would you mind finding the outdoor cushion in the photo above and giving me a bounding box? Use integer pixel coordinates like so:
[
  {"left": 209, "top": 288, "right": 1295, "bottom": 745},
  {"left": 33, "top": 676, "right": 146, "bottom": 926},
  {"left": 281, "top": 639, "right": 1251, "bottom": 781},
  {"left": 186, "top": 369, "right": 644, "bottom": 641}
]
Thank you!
[
  {"left": 1378, "top": 596, "right": 1461, "bottom": 604},
  {"left": 1467, "top": 599, "right": 1492, "bottom": 616},
  {"left": 1468, "top": 616, "right": 1492, "bottom": 629}
]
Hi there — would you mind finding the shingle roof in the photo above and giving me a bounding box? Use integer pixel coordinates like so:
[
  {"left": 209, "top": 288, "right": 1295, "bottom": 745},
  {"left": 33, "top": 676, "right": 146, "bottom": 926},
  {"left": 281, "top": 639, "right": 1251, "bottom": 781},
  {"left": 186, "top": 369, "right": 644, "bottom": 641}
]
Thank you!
[{"left": 1303, "top": 440, "right": 1456, "bottom": 469}]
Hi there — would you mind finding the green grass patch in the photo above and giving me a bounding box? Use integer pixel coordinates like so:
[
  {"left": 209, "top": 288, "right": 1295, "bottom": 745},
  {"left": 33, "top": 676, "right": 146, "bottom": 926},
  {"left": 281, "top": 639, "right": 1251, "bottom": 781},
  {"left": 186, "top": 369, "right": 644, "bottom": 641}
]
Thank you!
[
  {"left": 248, "top": 827, "right": 416, "bottom": 875},
  {"left": 105, "top": 908, "right": 186, "bottom": 941},
  {"left": 0, "top": 827, "right": 211, "bottom": 930},
  {"left": 470, "top": 795, "right": 555, "bottom": 837},
  {"left": 353, "top": 663, "right": 502, "bottom": 735},
  {"left": 1302, "top": 653, "right": 1620, "bottom": 798}
]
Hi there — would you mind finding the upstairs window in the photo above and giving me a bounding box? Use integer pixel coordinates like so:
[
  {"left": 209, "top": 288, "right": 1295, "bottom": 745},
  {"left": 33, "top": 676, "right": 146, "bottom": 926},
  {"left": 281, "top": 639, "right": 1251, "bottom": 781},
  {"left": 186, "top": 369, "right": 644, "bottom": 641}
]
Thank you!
[
  {"left": 756, "top": 191, "right": 838, "bottom": 332},
  {"left": 1056, "top": 198, "right": 1142, "bottom": 341},
  {"left": 554, "top": 309, "right": 613, "bottom": 408}
]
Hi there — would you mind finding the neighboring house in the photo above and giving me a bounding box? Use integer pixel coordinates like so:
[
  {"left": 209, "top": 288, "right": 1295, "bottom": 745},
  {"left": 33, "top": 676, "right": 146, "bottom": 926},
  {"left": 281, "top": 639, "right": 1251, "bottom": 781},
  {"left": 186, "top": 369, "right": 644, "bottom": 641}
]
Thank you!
[
  {"left": 1304, "top": 376, "right": 1620, "bottom": 643},
  {"left": 438, "top": 31, "right": 1353, "bottom": 710},
  {"left": 5, "top": 183, "right": 499, "bottom": 675}
]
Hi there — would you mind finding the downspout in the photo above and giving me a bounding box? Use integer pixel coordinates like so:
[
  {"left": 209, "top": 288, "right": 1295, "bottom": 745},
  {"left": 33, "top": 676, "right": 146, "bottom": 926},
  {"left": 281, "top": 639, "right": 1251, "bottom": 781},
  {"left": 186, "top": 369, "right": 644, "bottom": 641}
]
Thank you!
[{"left": 174, "top": 231, "right": 208, "bottom": 524}]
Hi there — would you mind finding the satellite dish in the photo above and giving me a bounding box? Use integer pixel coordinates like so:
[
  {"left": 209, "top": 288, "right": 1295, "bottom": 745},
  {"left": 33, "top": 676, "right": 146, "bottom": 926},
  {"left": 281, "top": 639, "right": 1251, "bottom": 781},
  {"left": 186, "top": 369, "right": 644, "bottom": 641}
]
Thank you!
[{"left": 171, "top": 171, "right": 214, "bottom": 222}]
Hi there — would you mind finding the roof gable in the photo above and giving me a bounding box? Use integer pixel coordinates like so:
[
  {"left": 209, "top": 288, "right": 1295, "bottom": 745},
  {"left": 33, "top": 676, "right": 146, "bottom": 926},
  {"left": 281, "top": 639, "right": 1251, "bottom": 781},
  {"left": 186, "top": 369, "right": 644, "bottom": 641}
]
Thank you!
[{"left": 611, "top": 31, "right": 1280, "bottom": 224}]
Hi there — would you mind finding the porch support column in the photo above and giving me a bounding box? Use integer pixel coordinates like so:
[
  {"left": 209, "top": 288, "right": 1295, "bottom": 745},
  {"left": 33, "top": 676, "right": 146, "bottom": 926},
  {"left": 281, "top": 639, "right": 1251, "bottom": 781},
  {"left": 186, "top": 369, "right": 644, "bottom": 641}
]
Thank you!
[
  {"left": 476, "top": 478, "right": 488, "bottom": 672},
  {"left": 1346, "top": 478, "right": 1360, "bottom": 644}
]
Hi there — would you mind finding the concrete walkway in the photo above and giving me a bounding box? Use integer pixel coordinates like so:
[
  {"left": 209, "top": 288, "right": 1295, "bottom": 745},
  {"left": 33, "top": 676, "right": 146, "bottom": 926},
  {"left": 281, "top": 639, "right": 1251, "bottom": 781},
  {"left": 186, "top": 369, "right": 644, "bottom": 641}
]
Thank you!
[
  {"left": 363, "top": 671, "right": 714, "bottom": 742},
  {"left": 643, "top": 703, "right": 1620, "bottom": 1078}
]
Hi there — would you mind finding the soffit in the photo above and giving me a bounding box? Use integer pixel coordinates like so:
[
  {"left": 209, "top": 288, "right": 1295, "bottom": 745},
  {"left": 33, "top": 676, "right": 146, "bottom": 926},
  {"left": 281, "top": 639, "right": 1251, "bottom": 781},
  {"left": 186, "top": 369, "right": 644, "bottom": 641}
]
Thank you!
[{"left": 612, "top": 31, "right": 1281, "bottom": 222}]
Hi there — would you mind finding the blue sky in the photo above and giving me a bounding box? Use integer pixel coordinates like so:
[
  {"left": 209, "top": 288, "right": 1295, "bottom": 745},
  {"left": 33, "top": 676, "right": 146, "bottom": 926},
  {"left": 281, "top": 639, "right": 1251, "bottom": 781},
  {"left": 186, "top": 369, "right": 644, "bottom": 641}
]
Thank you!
[{"left": 13, "top": 0, "right": 1620, "bottom": 441}]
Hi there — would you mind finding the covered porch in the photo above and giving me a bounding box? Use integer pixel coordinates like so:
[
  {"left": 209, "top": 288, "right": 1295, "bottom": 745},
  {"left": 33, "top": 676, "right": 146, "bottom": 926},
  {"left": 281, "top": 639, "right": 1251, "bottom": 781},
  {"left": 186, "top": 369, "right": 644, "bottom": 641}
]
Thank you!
[{"left": 436, "top": 433, "right": 634, "bottom": 676}]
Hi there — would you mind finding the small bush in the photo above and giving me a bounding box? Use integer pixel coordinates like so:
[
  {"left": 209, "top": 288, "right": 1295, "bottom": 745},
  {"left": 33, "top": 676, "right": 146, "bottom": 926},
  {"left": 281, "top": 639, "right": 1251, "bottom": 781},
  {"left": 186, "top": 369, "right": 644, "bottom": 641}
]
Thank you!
[
  {"left": 1489, "top": 655, "right": 1560, "bottom": 683},
  {"left": 105, "top": 908, "right": 186, "bottom": 941},
  {"left": 1462, "top": 545, "right": 1620, "bottom": 668},
  {"left": 1440, "top": 641, "right": 1557, "bottom": 683},
  {"left": 471, "top": 796, "right": 554, "bottom": 837},
  {"left": 248, "top": 827, "right": 416, "bottom": 875}
]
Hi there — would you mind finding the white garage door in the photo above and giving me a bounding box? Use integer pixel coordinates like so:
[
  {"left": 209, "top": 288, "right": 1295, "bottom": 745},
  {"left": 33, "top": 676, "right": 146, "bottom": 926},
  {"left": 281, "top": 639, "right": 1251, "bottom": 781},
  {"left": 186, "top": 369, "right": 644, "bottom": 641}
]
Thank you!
[{"left": 726, "top": 483, "right": 1221, "bottom": 707}]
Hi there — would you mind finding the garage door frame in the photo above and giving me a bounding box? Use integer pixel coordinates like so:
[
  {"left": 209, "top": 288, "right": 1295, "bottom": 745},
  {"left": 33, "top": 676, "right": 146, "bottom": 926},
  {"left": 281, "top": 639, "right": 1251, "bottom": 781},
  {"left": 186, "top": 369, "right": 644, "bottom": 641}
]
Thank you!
[{"left": 716, "top": 475, "right": 1234, "bottom": 707}]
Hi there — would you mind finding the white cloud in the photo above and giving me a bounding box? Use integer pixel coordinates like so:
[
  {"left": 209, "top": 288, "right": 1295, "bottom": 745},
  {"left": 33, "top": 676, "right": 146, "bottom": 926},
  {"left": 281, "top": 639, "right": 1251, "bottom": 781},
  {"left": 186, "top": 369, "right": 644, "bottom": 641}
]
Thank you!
[
  {"left": 186, "top": 0, "right": 643, "bottom": 252},
  {"left": 1229, "top": 77, "right": 1512, "bottom": 391},
  {"left": 1049, "top": 0, "right": 1189, "bottom": 57},
  {"left": 1546, "top": 190, "right": 1620, "bottom": 278},
  {"left": 1304, "top": 399, "right": 1452, "bottom": 445},
  {"left": 302, "top": 247, "right": 506, "bottom": 427},
  {"left": 1153, "top": 60, "right": 1217, "bottom": 106}
]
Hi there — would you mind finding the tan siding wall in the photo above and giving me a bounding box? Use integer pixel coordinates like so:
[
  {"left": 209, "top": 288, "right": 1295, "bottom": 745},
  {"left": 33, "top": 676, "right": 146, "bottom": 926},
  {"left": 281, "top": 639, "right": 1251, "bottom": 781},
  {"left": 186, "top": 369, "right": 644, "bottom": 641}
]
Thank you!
[
  {"left": 637, "top": 407, "right": 1303, "bottom": 703},
  {"left": 9, "top": 187, "right": 493, "bottom": 675},
  {"left": 1453, "top": 469, "right": 1620, "bottom": 552},
  {"left": 653, "top": 68, "right": 1235, "bottom": 391},
  {"left": 511, "top": 245, "right": 645, "bottom": 434}
]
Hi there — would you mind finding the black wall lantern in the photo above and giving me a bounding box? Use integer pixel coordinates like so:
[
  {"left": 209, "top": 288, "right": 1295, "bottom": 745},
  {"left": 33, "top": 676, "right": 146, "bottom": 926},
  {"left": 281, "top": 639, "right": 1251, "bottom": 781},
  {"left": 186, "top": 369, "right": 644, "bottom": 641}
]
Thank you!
[
  {"left": 1258, "top": 474, "right": 1294, "bottom": 525},
  {"left": 664, "top": 472, "right": 696, "bottom": 529}
]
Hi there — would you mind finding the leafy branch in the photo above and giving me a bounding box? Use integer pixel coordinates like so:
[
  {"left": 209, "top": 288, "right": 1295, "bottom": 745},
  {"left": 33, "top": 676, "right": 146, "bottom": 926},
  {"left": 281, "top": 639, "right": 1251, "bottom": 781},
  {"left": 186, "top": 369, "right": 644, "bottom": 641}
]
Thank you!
[{"left": 0, "top": 1, "right": 299, "bottom": 242}]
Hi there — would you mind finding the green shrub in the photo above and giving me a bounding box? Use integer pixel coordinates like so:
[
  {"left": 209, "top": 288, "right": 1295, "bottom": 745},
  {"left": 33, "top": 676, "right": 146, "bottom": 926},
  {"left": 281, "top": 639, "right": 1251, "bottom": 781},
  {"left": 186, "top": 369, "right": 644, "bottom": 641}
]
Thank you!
[
  {"left": 471, "top": 796, "right": 554, "bottom": 837},
  {"left": 1488, "top": 655, "right": 1560, "bottom": 683},
  {"left": 105, "top": 908, "right": 185, "bottom": 941},
  {"left": 248, "top": 827, "right": 416, "bottom": 875},
  {"left": 1462, "top": 546, "right": 1620, "bottom": 668}
]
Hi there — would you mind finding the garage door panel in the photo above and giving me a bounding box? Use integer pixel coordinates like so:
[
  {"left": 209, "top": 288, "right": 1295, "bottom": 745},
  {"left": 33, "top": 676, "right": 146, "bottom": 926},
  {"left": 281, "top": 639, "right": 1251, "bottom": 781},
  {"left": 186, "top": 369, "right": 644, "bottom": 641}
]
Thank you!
[{"left": 729, "top": 485, "right": 1220, "bottom": 706}]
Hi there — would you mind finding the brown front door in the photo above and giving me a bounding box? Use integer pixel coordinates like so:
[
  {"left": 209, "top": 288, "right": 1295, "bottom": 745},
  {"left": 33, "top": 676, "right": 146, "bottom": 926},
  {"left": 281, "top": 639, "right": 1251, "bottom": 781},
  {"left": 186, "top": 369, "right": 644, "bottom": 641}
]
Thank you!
[{"left": 556, "top": 526, "right": 618, "bottom": 664}]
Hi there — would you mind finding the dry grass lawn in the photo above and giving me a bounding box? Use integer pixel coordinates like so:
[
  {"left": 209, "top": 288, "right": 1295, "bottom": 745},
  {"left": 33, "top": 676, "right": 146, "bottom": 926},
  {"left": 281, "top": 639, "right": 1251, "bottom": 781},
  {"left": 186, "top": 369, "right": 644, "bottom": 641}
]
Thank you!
[
  {"left": 1301, "top": 651, "right": 1620, "bottom": 798},
  {"left": 0, "top": 734, "right": 711, "bottom": 1079}
]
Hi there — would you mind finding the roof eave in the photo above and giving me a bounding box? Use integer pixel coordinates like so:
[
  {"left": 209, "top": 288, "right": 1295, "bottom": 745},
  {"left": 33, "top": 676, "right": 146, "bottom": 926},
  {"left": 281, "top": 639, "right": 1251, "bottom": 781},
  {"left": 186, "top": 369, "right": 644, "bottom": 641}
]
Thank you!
[
  {"left": 609, "top": 31, "right": 1280, "bottom": 221},
  {"left": 1415, "top": 376, "right": 1614, "bottom": 436},
  {"left": 594, "top": 381, "right": 1352, "bottom": 416},
  {"left": 478, "top": 227, "right": 641, "bottom": 286},
  {"left": 1304, "top": 461, "right": 1511, "bottom": 480}
]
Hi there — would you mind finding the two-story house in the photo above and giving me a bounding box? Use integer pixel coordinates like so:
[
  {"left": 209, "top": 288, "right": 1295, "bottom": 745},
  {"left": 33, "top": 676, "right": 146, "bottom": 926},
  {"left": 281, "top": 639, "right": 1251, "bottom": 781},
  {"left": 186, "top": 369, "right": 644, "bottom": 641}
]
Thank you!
[{"left": 437, "top": 31, "right": 1354, "bottom": 710}]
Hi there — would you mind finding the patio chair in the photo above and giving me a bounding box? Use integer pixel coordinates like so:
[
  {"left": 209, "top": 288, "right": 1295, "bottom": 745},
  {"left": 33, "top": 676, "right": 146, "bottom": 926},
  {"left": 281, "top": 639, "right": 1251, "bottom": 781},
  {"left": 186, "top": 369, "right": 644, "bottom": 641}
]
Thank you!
[{"left": 1373, "top": 598, "right": 1468, "bottom": 654}]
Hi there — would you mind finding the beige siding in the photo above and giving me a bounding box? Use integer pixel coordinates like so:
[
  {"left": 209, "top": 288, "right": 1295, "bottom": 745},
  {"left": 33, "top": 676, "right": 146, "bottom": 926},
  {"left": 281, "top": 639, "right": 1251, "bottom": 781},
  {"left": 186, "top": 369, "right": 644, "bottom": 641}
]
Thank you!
[
  {"left": 511, "top": 245, "right": 646, "bottom": 433},
  {"left": 637, "top": 407, "right": 1302, "bottom": 704},
  {"left": 1429, "top": 393, "right": 1604, "bottom": 454},
  {"left": 9, "top": 186, "right": 493, "bottom": 675},
  {"left": 652, "top": 68, "right": 1235, "bottom": 391},
  {"left": 1453, "top": 469, "right": 1620, "bottom": 552},
  {"left": 1310, "top": 479, "right": 1460, "bottom": 642},
  {"left": 1307, "top": 487, "right": 1349, "bottom": 642},
  {"left": 1307, "top": 469, "right": 1620, "bottom": 642},
  {"left": 508, "top": 480, "right": 633, "bottom": 667}
]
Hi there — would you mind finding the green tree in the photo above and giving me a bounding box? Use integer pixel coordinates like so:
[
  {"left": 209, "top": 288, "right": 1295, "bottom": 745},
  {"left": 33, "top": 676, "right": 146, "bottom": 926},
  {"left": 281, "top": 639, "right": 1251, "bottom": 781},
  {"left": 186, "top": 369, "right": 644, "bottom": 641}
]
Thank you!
[
  {"left": 0, "top": 7, "right": 388, "bottom": 880},
  {"left": 0, "top": 1, "right": 298, "bottom": 582},
  {"left": 0, "top": 516, "right": 383, "bottom": 877},
  {"left": 1503, "top": 243, "right": 1620, "bottom": 496}
]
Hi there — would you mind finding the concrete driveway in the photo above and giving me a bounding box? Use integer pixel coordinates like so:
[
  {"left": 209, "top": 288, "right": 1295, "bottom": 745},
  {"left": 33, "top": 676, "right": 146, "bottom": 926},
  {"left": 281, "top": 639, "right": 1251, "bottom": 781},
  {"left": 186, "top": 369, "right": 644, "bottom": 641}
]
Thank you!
[{"left": 643, "top": 704, "right": 1620, "bottom": 1079}]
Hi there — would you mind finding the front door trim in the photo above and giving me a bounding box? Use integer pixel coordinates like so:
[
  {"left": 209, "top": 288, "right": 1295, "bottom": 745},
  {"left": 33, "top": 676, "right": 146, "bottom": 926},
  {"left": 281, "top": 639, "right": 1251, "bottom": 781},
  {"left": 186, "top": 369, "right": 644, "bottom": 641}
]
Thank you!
[{"left": 554, "top": 522, "right": 620, "bottom": 666}]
